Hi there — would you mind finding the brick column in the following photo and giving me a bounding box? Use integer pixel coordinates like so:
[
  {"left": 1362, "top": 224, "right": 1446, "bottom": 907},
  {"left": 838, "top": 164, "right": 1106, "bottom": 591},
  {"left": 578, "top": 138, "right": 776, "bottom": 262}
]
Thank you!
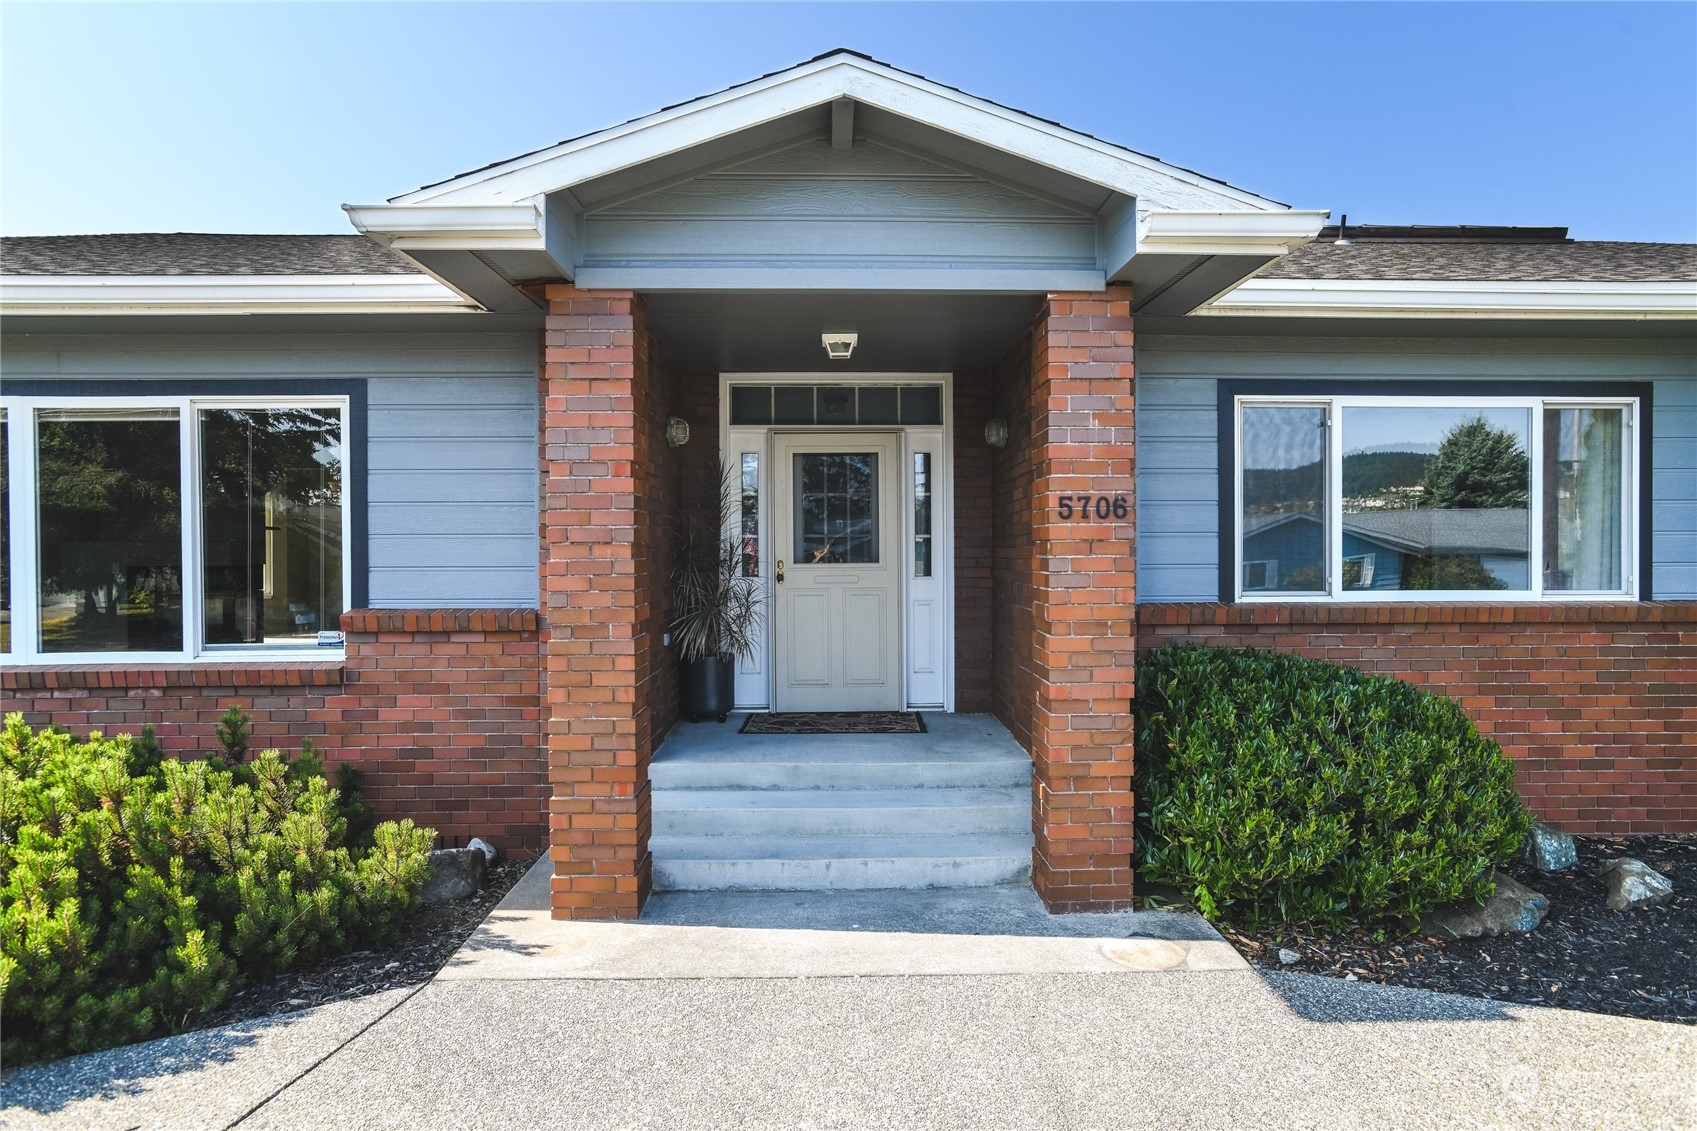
[
  {"left": 1026, "top": 289, "right": 1138, "bottom": 911},
  {"left": 540, "top": 286, "right": 667, "bottom": 919}
]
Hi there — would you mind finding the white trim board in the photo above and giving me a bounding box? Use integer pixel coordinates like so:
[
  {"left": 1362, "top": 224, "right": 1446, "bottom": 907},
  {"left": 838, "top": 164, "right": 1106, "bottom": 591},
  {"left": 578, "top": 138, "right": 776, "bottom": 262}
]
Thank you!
[
  {"left": 1200, "top": 277, "right": 1697, "bottom": 319},
  {"left": 719, "top": 372, "right": 955, "bottom": 713}
]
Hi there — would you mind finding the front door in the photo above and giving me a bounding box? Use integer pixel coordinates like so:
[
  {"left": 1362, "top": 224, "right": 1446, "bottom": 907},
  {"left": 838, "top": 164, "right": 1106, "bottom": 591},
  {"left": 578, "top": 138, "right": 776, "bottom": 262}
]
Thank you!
[{"left": 772, "top": 433, "right": 902, "bottom": 711}]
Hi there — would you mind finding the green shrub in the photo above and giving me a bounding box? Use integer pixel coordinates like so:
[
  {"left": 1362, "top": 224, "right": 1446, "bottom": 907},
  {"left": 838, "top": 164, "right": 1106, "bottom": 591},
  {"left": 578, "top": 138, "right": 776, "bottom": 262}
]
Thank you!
[
  {"left": 1134, "top": 645, "right": 1530, "bottom": 929},
  {"left": 0, "top": 714, "right": 434, "bottom": 1064}
]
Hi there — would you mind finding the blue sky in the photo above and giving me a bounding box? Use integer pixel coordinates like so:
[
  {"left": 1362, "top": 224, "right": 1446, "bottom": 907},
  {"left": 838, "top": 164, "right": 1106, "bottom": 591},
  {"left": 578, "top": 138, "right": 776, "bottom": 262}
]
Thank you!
[{"left": 3, "top": 2, "right": 1693, "bottom": 241}]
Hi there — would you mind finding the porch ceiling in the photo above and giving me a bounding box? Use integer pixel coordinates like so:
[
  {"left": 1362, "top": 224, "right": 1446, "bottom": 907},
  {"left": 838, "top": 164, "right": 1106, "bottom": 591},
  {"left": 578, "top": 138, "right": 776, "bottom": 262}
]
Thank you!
[{"left": 645, "top": 291, "right": 1039, "bottom": 373}]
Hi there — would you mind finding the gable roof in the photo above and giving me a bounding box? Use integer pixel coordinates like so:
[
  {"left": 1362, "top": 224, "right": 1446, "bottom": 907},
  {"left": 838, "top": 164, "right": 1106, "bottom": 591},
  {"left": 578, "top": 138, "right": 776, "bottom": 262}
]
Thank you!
[
  {"left": 0, "top": 234, "right": 421, "bottom": 276},
  {"left": 384, "top": 50, "right": 1288, "bottom": 213}
]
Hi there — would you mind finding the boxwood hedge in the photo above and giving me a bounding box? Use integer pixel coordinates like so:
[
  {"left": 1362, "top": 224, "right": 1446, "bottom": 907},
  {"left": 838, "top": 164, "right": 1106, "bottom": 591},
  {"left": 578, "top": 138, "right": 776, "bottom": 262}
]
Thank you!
[{"left": 1134, "top": 645, "right": 1530, "bottom": 929}]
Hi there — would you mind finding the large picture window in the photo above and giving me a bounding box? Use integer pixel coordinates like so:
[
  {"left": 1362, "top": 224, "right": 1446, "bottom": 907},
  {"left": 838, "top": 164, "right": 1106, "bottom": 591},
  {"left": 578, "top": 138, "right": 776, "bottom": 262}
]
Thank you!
[
  {"left": 1235, "top": 394, "right": 1638, "bottom": 601},
  {"left": 2, "top": 395, "right": 349, "bottom": 660}
]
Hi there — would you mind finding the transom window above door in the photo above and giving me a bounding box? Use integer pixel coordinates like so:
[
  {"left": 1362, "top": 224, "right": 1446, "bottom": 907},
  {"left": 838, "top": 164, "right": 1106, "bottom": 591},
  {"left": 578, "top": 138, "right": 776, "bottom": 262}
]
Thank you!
[
  {"left": 1233, "top": 393, "right": 1641, "bottom": 601},
  {"left": 729, "top": 384, "right": 942, "bottom": 427}
]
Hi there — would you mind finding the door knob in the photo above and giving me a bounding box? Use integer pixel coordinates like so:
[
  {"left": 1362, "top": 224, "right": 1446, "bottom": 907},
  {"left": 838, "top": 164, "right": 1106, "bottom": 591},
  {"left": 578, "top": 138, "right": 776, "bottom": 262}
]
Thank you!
[{"left": 776, "top": 560, "right": 785, "bottom": 584}]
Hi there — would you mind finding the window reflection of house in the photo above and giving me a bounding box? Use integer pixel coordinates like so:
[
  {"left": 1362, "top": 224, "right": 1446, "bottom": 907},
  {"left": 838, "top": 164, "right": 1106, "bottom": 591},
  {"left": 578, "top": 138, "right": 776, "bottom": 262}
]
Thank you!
[{"left": 1243, "top": 508, "right": 1530, "bottom": 592}]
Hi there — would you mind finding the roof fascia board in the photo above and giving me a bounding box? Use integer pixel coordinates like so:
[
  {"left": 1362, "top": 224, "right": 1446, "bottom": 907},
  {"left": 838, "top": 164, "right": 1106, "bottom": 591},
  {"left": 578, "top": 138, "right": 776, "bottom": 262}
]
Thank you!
[
  {"left": 392, "top": 56, "right": 1286, "bottom": 212},
  {"left": 1200, "top": 277, "right": 1697, "bottom": 319},
  {"left": 0, "top": 274, "right": 477, "bottom": 316},
  {"left": 570, "top": 265, "right": 1107, "bottom": 292}
]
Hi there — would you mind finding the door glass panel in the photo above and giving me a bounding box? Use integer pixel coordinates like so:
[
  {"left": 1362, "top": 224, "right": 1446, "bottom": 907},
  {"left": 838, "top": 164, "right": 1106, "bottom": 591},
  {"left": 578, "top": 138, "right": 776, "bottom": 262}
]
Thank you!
[
  {"left": 794, "top": 452, "right": 878, "bottom": 564},
  {"left": 36, "top": 407, "right": 184, "bottom": 652}
]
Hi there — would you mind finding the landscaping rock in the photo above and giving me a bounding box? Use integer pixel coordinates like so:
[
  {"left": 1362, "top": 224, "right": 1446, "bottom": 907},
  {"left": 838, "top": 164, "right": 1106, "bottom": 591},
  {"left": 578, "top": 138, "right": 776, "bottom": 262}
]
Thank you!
[
  {"left": 1278, "top": 947, "right": 1301, "bottom": 965},
  {"left": 420, "top": 847, "right": 487, "bottom": 904},
  {"left": 1598, "top": 858, "right": 1674, "bottom": 912},
  {"left": 1419, "top": 873, "right": 1550, "bottom": 940},
  {"left": 1520, "top": 823, "right": 1578, "bottom": 873},
  {"left": 467, "top": 837, "right": 499, "bottom": 864}
]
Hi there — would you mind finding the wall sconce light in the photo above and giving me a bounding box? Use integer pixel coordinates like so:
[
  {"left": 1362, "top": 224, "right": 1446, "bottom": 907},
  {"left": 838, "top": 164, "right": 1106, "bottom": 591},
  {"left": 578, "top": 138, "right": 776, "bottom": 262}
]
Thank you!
[
  {"left": 984, "top": 417, "right": 1009, "bottom": 449},
  {"left": 665, "top": 417, "right": 691, "bottom": 448},
  {"left": 821, "top": 332, "right": 858, "bottom": 360}
]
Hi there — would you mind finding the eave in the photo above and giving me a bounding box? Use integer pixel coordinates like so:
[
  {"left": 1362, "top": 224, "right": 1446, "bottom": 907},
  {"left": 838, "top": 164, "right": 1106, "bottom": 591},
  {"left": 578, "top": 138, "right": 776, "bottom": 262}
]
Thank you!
[
  {"left": 1197, "top": 278, "right": 1697, "bottom": 320},
  {"left": 0, "top": 274, "right": 480, "bottom": 316}
]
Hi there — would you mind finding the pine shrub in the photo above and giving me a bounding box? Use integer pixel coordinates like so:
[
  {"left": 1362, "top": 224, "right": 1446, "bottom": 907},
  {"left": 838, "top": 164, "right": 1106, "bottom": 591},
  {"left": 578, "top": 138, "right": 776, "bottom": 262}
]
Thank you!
[
  {"left": 1134, "top": 645, "right": 1530, "bottom": 929},
  {"left": 0, "top": 714, "right": 434, "bottom": 1063}
]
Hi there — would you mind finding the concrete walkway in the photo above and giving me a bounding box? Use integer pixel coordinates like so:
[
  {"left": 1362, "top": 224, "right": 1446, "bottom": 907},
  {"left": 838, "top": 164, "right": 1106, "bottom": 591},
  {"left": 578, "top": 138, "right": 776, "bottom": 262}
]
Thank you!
[{"left": 5, "top": 860, "right": 1694, "bottom": 1129}]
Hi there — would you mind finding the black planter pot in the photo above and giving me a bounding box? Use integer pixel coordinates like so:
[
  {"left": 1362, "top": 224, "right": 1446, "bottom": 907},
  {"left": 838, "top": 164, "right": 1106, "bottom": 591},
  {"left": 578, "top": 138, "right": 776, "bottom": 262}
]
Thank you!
[{"left": 680, "top": 655, "right": 736, "bottom": 723}]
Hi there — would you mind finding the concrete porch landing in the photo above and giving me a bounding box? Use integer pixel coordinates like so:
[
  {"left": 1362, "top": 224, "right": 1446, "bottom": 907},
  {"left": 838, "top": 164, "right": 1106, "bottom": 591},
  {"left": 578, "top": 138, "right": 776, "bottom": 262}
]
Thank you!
[
  {"left": 649, "top": 712, "right": 1038, "bottom": 892},
  {"left": 439, "top": 856, "right": 1246, "bottom": 982}
]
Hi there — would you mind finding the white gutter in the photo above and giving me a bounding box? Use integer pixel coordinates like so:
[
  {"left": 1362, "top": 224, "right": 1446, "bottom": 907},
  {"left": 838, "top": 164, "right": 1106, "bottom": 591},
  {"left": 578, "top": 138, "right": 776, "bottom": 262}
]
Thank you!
[
  {"left": 343, "top": 202, "right": 547, "bottom": 252},
  {"left": 0, "top": 273, "right": 479, "bottom": 315},
  {"left": 1198, "top": 277, "right": 1697, "bottom": 319},
  {"left": 1135, "top": 209, "right": 1330, "bottom": 257}
]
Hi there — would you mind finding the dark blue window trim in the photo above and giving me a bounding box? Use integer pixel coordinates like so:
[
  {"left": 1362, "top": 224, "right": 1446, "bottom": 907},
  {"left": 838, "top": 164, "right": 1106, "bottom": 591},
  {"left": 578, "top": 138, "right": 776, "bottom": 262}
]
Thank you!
[
  {"left": 4, "top": 378, "right": 369, "bottom": 608},
  {"left": 1216, "top": 379, "right": 1655, "bottom": 603}
]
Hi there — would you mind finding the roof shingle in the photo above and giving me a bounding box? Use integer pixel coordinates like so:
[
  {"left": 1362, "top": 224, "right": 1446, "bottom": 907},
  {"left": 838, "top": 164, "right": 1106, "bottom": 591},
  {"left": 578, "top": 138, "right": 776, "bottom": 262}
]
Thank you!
[
  {"left": 0, "top": 234, "right": 421, "bottom": 277},
  {"left": 1261, "top": 240, "right": 1697, "bottom": 283}
]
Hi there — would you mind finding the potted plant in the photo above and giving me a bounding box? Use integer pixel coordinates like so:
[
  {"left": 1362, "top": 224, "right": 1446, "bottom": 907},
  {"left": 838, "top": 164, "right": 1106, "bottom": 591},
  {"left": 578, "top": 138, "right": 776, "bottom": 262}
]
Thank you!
[{"left": 671, "top": 462, "right": 764, "bottom": 722}]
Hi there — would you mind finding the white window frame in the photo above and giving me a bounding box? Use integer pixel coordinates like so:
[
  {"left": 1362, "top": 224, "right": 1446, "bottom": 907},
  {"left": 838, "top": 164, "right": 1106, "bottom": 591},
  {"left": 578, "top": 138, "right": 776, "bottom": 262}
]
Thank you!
[
  {"left": 3, "top": 394, "right": 352, "bottom": 662},
  {"left": 1234, "top": 393, "right": 1639, "bottom": 603}
]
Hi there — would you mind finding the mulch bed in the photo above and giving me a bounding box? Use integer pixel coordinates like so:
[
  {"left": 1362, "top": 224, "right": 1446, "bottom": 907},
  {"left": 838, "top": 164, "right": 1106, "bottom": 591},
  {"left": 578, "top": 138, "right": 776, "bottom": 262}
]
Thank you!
[
  {"left": 1218, "top": 834, "right": 1696, "bottom": 1025},
  {"left": 187, "top": 857, "right": 532, "bottom": 1033}
]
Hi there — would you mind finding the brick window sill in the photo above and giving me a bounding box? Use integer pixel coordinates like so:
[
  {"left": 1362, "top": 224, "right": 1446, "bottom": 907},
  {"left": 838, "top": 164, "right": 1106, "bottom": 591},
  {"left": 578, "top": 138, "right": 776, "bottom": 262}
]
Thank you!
[
  {"left": 1137, "top": 601, "right": 1697, "bottom": 627},
  {"left": 2, "top": 662, "right": 345, "bottom": 691}
]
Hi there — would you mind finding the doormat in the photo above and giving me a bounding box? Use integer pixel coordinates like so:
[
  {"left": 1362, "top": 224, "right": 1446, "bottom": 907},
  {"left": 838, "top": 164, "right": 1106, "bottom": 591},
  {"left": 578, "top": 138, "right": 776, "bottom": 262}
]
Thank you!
[{"left": 739, "top": 712, "right": 927, "bottom": 735}]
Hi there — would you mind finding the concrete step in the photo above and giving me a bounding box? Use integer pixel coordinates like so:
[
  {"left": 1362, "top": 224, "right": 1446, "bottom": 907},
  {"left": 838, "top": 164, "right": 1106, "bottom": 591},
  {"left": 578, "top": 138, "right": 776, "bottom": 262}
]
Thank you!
[
  {"left": 652, "top": 787, "right": 1030, "bottom": 838},
  {"left": 652, "top": 748, "right": 1032, "bottom": 791},
  {"left": 650, "top": 834, "right": 1034, "bottom": 892}
]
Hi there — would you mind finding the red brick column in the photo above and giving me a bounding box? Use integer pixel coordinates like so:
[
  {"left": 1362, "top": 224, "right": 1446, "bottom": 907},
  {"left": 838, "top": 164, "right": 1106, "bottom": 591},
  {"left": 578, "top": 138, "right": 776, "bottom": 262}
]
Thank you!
[
  {"left": 541, "top": 286, "right": 671, "bottom": 919},
  {"left": 1026, "top": 289, "right": 1138, "bottom": 911}
]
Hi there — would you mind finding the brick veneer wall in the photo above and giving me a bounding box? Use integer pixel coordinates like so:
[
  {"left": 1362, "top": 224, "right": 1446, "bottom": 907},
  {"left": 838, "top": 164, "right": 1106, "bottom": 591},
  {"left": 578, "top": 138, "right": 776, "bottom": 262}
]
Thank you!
[
  {"left": 3, "top": 608, "right": 548, "bottom": 853},
  {"left": 1138, "top": 602, "right": 1697, "bottom": 835},
  {"left": 539, "top": 286, "right": 679, "bottom": 919},
  {"left": 954, "top": 371, "right": 996, "bottom": 714},
  {"left": 992, "top": 290, "right": 1139, "bottom": 912}
]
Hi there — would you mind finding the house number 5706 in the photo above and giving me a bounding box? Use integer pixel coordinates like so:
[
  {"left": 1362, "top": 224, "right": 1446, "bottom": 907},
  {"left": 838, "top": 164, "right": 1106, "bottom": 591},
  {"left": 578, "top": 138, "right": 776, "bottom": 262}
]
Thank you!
[{"left": 1056, "top": 495, "right": 1128, "bottom": 520}]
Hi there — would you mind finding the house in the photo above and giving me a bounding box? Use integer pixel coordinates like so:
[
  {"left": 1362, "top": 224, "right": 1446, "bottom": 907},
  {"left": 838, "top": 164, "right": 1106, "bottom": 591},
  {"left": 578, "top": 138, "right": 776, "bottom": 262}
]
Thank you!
[{"left": 3, "top": 51, "right": 1693, "bottom": 920}]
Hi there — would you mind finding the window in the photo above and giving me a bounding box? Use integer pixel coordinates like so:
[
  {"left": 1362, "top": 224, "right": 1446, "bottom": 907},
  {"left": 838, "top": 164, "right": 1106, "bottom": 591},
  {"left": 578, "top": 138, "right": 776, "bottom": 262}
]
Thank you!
[
  {"left": 1235, "top": 394, "right": 1637, "bottom": 601},
  {"left": 2, "top": 395, "right": 349, "bottom": 660}
]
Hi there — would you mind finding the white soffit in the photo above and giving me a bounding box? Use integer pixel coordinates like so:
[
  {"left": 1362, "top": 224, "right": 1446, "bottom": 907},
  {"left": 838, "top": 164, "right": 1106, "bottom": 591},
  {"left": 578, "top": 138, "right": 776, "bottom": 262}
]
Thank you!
[
  {"left": 0, "top": 274, "right": 477, "bottom": 315},
  {"left": 1198, "top": 277, "right": 1697, "bottom": 319},
  {"left": 378, "top": 53, "right": 1289, "bottom": 213}
]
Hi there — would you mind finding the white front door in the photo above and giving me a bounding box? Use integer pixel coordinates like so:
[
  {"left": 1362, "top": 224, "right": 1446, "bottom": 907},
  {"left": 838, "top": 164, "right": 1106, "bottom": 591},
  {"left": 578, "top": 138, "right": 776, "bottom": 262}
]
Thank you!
[{"left": 772, "top": 433, "right": 902, "bottom": 711}]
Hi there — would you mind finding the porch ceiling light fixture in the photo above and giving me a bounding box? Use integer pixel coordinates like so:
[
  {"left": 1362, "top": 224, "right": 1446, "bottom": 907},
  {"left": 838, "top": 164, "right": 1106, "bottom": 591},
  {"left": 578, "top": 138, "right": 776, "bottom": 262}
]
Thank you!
[
  {"left": 821, "top": 332, "right": 858, "bottom": 360},
  {"left": 665, "top": 416, "right": 691, "bottom": 448},
  {"left": 984, "top": 417, "right": 1010, "bottom": 449}
]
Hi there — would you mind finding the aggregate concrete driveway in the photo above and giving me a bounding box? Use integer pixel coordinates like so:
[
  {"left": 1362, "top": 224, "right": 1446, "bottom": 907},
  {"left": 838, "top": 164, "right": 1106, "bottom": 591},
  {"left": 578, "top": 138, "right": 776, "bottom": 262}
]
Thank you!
[{"left": 6, "top": 866, "right": 1693, "bottom": 1129}]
